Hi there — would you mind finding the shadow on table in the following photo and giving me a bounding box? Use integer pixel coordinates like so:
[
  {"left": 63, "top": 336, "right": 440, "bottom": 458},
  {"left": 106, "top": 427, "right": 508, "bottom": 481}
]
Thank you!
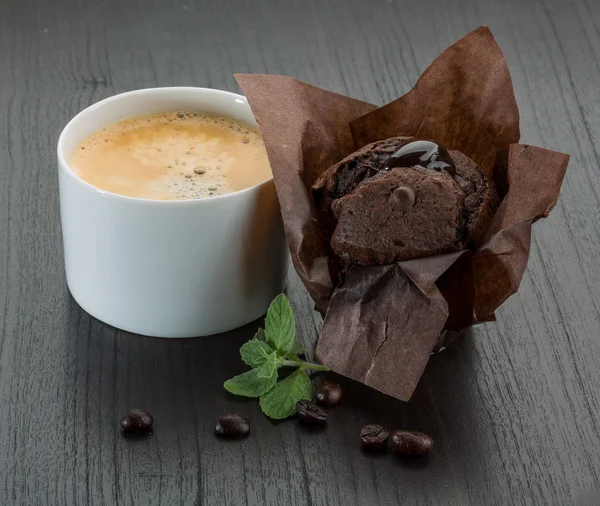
[
  {"left": 326, "top": 326, "right": 486, "bottom": 464},
  {"left": 64, "top": 294, "right": 486, "bottom": 466},
  {"left": 63, "top": 293, "right": 265, "bottom": 429}
]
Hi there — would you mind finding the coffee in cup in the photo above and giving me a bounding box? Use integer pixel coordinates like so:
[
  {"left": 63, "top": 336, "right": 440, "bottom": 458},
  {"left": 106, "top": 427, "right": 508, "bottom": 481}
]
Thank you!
[{"left": 70, "top": 111, "right": 271, "bottom": 200}]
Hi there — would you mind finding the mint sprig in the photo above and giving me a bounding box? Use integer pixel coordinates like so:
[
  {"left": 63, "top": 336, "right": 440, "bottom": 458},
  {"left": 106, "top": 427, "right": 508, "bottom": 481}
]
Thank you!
[
  {"left": 265, "top": 294, "right": 295, "bottom": 353},
  {"left": 240, "top": 338, "right": 275, "bottom": 368},
  {"left": 224, "top": 294, "right": 328, "bottom": 419},
  {"left": 224, "top": 365, "right": 277, "bottom": 397},
  {"left": 259, "top": 369, "right": 312, "bottom": 420}
]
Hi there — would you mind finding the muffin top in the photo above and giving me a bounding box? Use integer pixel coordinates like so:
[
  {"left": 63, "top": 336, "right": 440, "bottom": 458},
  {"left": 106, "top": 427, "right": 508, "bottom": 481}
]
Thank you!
[{"left": 313, "top": 137, "right": 499, "bottom": 265}]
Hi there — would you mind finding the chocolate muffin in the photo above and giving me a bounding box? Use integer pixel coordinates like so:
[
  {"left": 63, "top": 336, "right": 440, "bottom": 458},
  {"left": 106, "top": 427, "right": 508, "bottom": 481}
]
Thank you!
[
  {"left": 330, "top": 167, "right": 465, "bottom": 264},
  {"left": 312, "top": 137, "right": 499, "bottom": 265},
  {"left": 450, "top": 149, "right": 499, "bottom": 247}
]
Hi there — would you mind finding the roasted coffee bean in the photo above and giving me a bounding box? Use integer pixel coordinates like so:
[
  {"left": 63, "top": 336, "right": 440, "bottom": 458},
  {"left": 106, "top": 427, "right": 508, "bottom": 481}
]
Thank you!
[
  {"left": 295, "top": 400, "right": 327, "bottom": 424},
  {"left": 391, "top": 430, "right": 433, "bottom": 456},
  {"left": 316, "top": 381, "right": 342, "bottom": 405},
  {"left": 215, "top": 413, "right": 250, "bottom": 439},
  {"left": 360, "top": 424, "right": 389, "bottom": 448},
  {"left": 120, "top": 409, "right": 154, "bottom": 433}
]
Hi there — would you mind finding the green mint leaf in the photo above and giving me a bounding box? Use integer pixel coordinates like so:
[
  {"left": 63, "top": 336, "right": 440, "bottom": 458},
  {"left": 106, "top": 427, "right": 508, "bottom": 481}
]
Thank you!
[
  {"left": 265, "top": 294, "right": 295, "bottom": 353},
  {"left": 240, "top": 338, "right": 275, "bottom": 368},
  {"left": 256, "top": 352, "right": 277, "bottom": 379},
  {"left": 259, "top": 369, "right": 312, "bottom": 419},
  {"left": 224, "top": 363, "right": 277, "bottom": 398},
  {"left": 255, "top": 328, "right": 266, "bottom": 341},
  {"left": 290, "top": 339, "right": 307, "bottom": 356}
]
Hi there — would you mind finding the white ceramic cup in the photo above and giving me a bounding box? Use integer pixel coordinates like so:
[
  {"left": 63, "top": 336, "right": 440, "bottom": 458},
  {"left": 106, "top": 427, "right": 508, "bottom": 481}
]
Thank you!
[{"left": 57, "top": 87, "right": 289, "bottom": 338}]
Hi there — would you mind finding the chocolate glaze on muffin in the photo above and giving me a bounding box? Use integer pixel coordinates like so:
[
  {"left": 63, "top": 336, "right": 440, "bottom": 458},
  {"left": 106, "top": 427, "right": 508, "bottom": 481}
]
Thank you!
[{"left": 312, "top": 137, "right": 499, "bottom": 265}]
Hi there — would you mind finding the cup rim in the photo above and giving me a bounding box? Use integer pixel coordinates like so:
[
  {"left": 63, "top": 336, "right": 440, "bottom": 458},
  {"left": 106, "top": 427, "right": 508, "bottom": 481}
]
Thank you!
[{"left": 57, "top": 86, "right": 273, "bottom": 205}]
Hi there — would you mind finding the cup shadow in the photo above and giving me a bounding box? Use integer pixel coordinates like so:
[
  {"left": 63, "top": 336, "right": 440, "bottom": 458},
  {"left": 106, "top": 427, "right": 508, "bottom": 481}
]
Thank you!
[{"left": 64, "top": 293, "right": 488, "bottom": 487}]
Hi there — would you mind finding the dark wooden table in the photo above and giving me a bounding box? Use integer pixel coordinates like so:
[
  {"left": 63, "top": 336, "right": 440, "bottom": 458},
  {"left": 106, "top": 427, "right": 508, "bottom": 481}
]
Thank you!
[{"left": 1, "top": 0, "right": 600, "bottom": 504}]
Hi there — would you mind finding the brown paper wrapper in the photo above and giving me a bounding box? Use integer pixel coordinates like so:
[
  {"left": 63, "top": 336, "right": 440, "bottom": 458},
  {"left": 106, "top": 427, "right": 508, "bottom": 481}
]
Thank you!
[{"left": 236, "top": 26, "right": 570, "bottom": 401}]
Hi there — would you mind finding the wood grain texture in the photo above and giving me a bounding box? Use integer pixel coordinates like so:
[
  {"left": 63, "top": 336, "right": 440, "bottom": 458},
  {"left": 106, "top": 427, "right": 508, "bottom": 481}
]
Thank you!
[{"left": 1, "top": 0, "right": 599, "bottom": 504}]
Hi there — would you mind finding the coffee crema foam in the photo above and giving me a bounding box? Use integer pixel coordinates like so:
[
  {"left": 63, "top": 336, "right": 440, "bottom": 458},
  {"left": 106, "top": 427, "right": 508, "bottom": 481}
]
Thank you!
[{"left": 70, "top": 111, "right": 272, "bottom": 200}]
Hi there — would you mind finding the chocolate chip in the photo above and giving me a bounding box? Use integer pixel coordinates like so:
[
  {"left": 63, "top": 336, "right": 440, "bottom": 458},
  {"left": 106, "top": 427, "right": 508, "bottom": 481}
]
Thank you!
[
  {"left": 316, "top": 381, "right": 342, "bottom": 405},
  {"left": 215, "top": 413, "right": 250, "bottom": 439},
  {"left": 390, "top": 186, "right": 416, "bottom": 212},
  {"left": 177, "top": 112, "right": 185, "bottom": 118},
  {"left": 120, "top": 409, "right": 154, "bottom": 433},
  {"left": 391, "top": 430, "right": 433, "bottom": 456}
]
